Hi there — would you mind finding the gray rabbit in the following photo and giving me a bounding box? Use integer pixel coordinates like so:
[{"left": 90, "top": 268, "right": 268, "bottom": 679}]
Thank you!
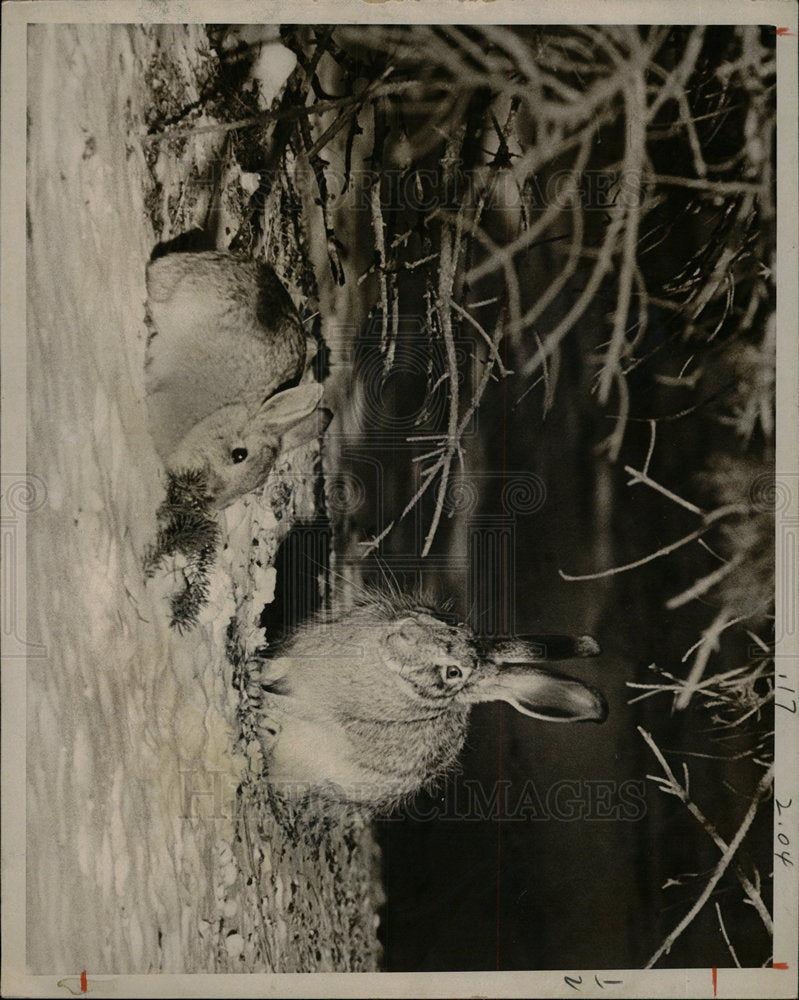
[
  {"left": 145, "top": 249, "right": 324, "bottom": 508},
  {"left": 247, "top": 595, "right": 607, "bottom": 810}
]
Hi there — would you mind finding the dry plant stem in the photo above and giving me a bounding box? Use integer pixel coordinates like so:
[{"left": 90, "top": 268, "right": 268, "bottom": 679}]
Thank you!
[
  {"left": 682, "top": 615, "right": 745, "bottom": 662},
  {"left": 361, "top": 272, "right": 506, "bottom": 556},
  {"left": 457, "top": 319, "right": 507, "bottom": 437},
  {"left": 642, "top": 420, "right": 657, "bottom": 476},
  {"left": 468, "top": 225, "right": 523, "bottom": 348},
  {"left": 577, "top": 25, "right": 629, "bottom": 66},
  {"left": 715, "top": 902, "right": 742, "bottom": 968},
  {"left": 691, "top": 192, "right": 755, "bottom": 323},
  {"left": 421, "top": 221, "right": 460, "bottom": 558},
  {"left": 626, "top": 656, "right": 756, "bottom": 705},
  {"left": 485, "top": 133, "right": 594, "bottom": 365},
  {"left": 466, "top": 173, "right": 573, "bottom": 285},
  {"left": 653, "top": 175, "right": 763, "bottom": 195},
  {"left": 142, "top": 79, "right": 420, "bottom": 145},
  {"left": 667, "top": 557, "right": 743, "bottom": 611},
  {"left": 678, "top": 88, "right": 708, "bottom": 179},
  {"left": 450, "top": 300, "right": 509, "bottom": 374},
  {"left": 483, "top": 24, "right": 624, "bottom": 122},
  {"left": 412, "top": 25, "right": 497, "bottom": 92},
  {"left": 531, "top": 330, "right": 554, "bottom": 413},
  {"left": 360, "top": 519, "right": 395, "bottom": 555},
  {"left": 480, "top": 25, "right": 578, "bottom": 106},
  {"left": 388, "top": 274, "right": 399, "bottom": 371},
  {"left": 672, "top": 608, "right": 733, "bottom": 710},
  {"left": 518, "top": 152, "right": 588, "bottom": 335},
  {"left": 371, "top": 23, "right": 581, "bottom": 121},
  {"left": 520, "top": 197, "right": 625, "bottom": 377},
  {"left": 629, "top": 263, "right": 649, "bottom": 353},
  {"left": 370, "top": 182, "right": 390, "bottom": 355},
  {"left": 624, "top": 465, "right": 704, "bottom": 515},
  {"left": 440, "top": 24, "right": 498, "bottom": 77},
  {"left": 644, "top": 659, "right": 766, "bottom": 696},
  {"left": 303, "top": 104, "right": 361, "bottom": 161},
  {"left": 639, "top": 727, "right": 774, "bottom": 944},
  {"left": 602, "top": 368, "right": 630, "bottom": 462},
  {"left": 745, "top": 629, "right": 771, "bottom": 654},
  {"left": 723, "top": 692, "right": 774, "bottom": 731},
  {"left": 560, "top": 503, "right": 748, "bottom": 581},
  {"left": 598, "top": 58, "right": 646, "bottom": 406},
  {"left": 142, "top": 100, "right": 344, "bottom": 145},
  {"left": 645, "top": 27, "right": 706, "bottom": 122}
]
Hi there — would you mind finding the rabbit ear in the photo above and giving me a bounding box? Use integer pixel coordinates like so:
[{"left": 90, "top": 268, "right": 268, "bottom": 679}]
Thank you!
[
  {"left": 494, "top": 634, "right": 601, "bottom": 662},
  {"left": 472, "top": 634, "right": 606, "bottom": 722},
  {"left": 251, "top": 383, "right": 327, "bottom": 451},
  {"left": 384, "top": 617, "right": 429, "bottom": 658},
  {"left": 255, "top": 383, "right": 324, "bottom": 428},
  {"left": 472, "top": 666, "right": 608, "bottom": 723}
]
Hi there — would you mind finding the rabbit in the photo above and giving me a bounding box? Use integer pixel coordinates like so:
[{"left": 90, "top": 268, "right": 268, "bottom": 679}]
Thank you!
[
  {"left": 144, "top": 247, "right": 325, "bottom": 507},
  {"left": 168, "top": 382, "right": 326, "bottom": 509},
  {"left": 244, "top": 593, "right": 608, "bottom": 811}
]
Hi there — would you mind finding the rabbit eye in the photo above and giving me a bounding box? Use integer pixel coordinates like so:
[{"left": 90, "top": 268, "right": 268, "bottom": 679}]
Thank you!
[
  {"left": 445, "top": 664, "right": 462, "bottom": 681},
  {"left": 231, "top": 448, "right": 248, "bottom": 464}
]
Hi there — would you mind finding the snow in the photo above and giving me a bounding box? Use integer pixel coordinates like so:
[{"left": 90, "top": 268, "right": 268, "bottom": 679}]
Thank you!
[
  {"left": 219, "top": 26, "right": 297, "bottom": 111},
  {"left": 26, "top": 23, "right": 381, "bottom": 975}
]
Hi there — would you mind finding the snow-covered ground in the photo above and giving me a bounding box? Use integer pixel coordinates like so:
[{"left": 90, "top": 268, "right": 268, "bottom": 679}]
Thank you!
[{"left": 26, "top": 23, "right": 380, "bottom": 974}]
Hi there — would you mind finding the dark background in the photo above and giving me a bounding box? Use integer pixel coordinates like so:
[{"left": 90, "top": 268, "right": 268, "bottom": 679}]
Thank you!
[
  {"left": 260, "top": 23, "right": 776, "bottom": 972},
  {"left": 358, "top": 312, "right": 774, "bottom": 970}
]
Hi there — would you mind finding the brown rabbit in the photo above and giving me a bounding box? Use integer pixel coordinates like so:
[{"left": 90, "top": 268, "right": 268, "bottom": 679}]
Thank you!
[
  {"left": 245, "top": 594, "right": 607, "bottom": 811},
  {"left": 145, "top": 250, "right": 323, "bottom": 507}
]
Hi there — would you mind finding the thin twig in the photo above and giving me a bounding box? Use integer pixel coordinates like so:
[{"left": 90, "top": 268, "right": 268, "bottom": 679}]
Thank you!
[
  {"left": 360, "top": 519, "right": 396, "bottom": 554},
  {"left": 559, "top": 503, "right": 747, "bottom": 581},
  {"left": 520, "top": 201, "right": 624, "bottom": 377},
  {"left": 681, "top": 615, "right": 746, "bottom": 662},
  {"left": 652, "top": 175, "right": 763, "bottom": 195},
  {"left": 678, "top": 88, "right": 708, "bottom": 179},
  {"left": 421, "top": 219, "right": 460, "bottom": 557},
  {"left": 639, "top": 727, "right": 774, "bottom": 948},
  {"left": 598, "top": 57, "right": 646, "bottom": 405},
  {"left": 457, "top": 319, "right": 506, "bottom": 437},
  {"left": 645, "top": 27, "right": 706, "bottom": 121},
  {"left": 667, "top": 557, "right": 743, "bottom": 611},
  {"left": 515, "top": 135, "right": 593, "bottom": 340},
  {"left": 673, "top": 609, "right": 732, "bottom": 710},
  {"left": 599, "top": 368, "right": 630, "bottom": 462},
  {"left": 624, "top": 465, "right": 705, "bottom": 515},
  {"left": 142, "top": 79, "right": 419, "bottom": 146},
  {"left": 450, "top": 300, "right": 510, "bottom": 374},
  {"left": 370, "top": 180, "right": 390, "bottom": 356},
  {"left": 642, "top": 420, "right": 657, "bottom": 477},
  {"left": 715, "top": 903, "right": 742, "bottom": 967}
]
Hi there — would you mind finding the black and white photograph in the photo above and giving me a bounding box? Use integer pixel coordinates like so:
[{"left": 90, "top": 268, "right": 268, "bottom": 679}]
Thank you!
[{"left": 2, "top": 2, "right": 798, "bottom": 997}]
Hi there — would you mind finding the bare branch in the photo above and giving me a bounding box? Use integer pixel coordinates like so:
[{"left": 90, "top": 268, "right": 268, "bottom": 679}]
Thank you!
[
  {"left": 560, "top": 504, "right": 748, "bottom": 581},
  {"left": 597, "top": 59, "right": 646, "bottom": 406},
  {"left": 624, "top": 465, "right": 705, "bottom": 515},
  {"left": 715, "top": 903, "right": 742, "bottom": 968},
  {"left": 639, "top": 728, "right": 774, "bottom": 961}
]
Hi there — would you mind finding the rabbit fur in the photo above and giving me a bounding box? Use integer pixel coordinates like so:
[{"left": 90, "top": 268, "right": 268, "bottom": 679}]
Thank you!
[
  {"left": 247, "top": 595, "right": 607, "bottom": 810},
  {"left": 145, "top": 250, "right": 324, "bottom": 507}
]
